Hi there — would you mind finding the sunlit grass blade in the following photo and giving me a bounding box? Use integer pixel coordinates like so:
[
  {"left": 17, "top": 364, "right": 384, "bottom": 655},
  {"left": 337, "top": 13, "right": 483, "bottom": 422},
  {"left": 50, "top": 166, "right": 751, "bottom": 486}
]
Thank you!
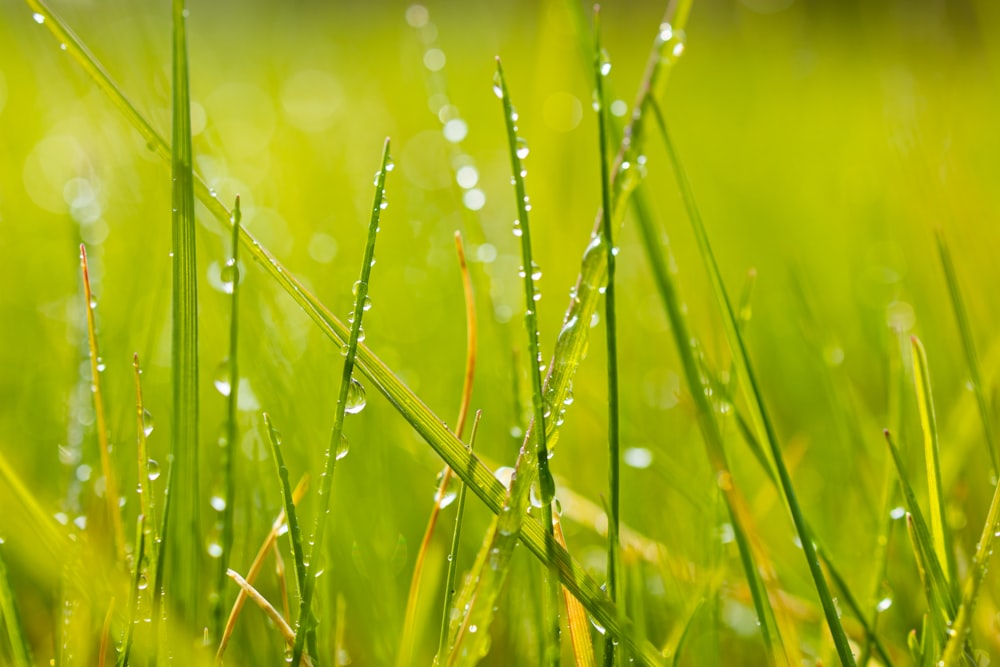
[
  {"left": 226, "top": 569, "right": 315, "bottom": 667},
  {"left": 166, "top": 0, "right": 201, "bottom": 627},
  {"left": 0, "top": 543, "right": 32, "bottom": 667},
  {"left": 214, "top": 196, "right": 243, "bottom": 640},
  {"left": 592, "top": 13, "right": 621, "bottom": 667},
  {"left": 554, "top": 517, "right": 596, "bottom": 667},
  {"left": 133, "top": 352, "right": 161, "bottom": 663},
  {"left": 883, "top": 430, "right": 955, "bottom": 625},
  {"left": 291, "top": 138, "right": 392, "bottom": 667},
  {"left": 910, "top": 335, "right": 956, "bottom": 590},
  {"left": 216, "top": 476, "right": 308, "bottom": 663},
  {"left": 400, "top": 231, "right": 478, "bottom": 667},
  {"left": 648, "top": 97, "right": 855, "bottom": 666},
  {"left": 28, "top": 2, "right": 662, "bottom": 656},
  {"left": 79, "top": 244, "right": 125, "bottom": 562},
  {"left": 905, "top": 515, "right": 943, "bottom": 661},
  {"left": 118, "top": 515, "right": 146, "bottom": 667},
  {"left": 446, "top": 515, "right": 502, "bottom": 667},
  {"left": 495, "top": 56, "right": 561, "bottom": 666},
  {"left": 935, "top": 230, "right": 998, "bottom": 472}
]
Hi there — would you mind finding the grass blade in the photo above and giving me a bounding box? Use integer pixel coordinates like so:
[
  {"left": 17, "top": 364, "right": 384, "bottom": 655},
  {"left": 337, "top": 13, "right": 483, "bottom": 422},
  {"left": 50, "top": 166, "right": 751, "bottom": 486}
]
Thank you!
[
  {"left": 291, "top": 139, "right": 392, "bottom": 667},
  {"left": 167, "top": 0, "right": 201, "bottom": 626},
  {"left": 400, "top": 232, "right": 478, "bottom": 667},
  {"left": 905, "top": 515, "right": 943, "bottom": 660},
  {"left": 99, "top": 597, "right": 115, "bottom": 667},
  {"left": 264, "top": 414, "right": 307, "bottom": 604},
  {"left": 214, "top": 196, "right": 243, "bottom": 640},
  {"left": 496, "top": 56, "right": 561, "bottom": 666},
  {"left": 216, "top": 476, "right": 308, "bottom": 663},
  {"left": 0, "top": 544, "right": 32, "bottom": 667},
  {"left": 80, "top": 244, "right": 125, "bottom": 562},
  {"left": 435, "top": 410, "right": 482, "bottom": 664},
  {"left": 910, "top": 335, "right": 956, "bottom": 589},
  {"left": 592, "top": 12, "right": 622, "bottom": 667},
  {"left": 555, "top": 518, "right": 597, "bottom": 667},
  {"left": 226, "top": 569, "right": 315, "bottom": 667},
  {"left": 935, "top": 230, "right": 998, "bottom": 472},
  {"left": 27, "top": 2, "right": 664, "bottom": 658},
  {"left": 883, "top": 430, "right": 955, "bottom": 624},
  {"left": 119, "top": 515, "right": 147, "bottom": 666},
  {"left": 648, "top": 97, "right": 856, "bottom": 665}
]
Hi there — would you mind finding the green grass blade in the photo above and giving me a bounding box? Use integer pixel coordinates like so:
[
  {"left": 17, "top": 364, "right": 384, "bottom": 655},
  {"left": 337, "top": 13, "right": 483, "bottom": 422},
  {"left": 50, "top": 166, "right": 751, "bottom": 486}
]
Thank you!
[
  {"left": 167, "top": 0, "right": 201, "bottom": 627},
  {"left": 904, "top": 515, "right": 944, "bottom": 657},
  {"left": 264, "top": 414, "right": 307, "bottom": 604},
  {"left": 291, "top": 138, "right": 392, "bottom": 667},
  {"left": 79, "top": 244, "right": 125, "bottom": 563},
  {"left": 0, "top": 544, "right": 32, "bottom": 667},
  {"left": 648, "top": 97, "right": 856, "bottom": 666},
  {"left": 214, "top": 197, "right": 243, "bottom": 640},
  {"left": 935, "top": 230, "right": 998, "bottom": 472},
  {"left": 592, "top": 13, "right": 622, "bottom": 667},
  {"left": 435, "top": 410, "right": 482, "bottom": 664},
  {"left": 495, "top": 57, "right": 561, "bottom": 667},
  {"left": 119, "top": 515, "right": 147, "bottom": 667},
  {"left": 910, "top": 335, "right": 956, "bottom": 590},
  {"left": 28, "top": 3, "right": 662, "bottom": 658},
  {"left": 883, "top": 430, "right": 956, "bottom": 624}
]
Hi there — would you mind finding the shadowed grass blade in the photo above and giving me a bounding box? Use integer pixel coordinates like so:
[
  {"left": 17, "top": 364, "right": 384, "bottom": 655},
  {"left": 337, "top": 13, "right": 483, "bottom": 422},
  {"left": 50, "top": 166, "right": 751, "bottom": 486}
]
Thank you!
[
  {"left": 214, "top": 196, "right": 243, "bottom": 640},
  {"left": 496, "top": 57, "right": 561, "bottom": 666},
  {"left": 167, "top": 0, "right": 201, "bottom": 627},
  {"left": 0, "top": 544, "right": 32, "bottom": 667},
  {"left": 27, "top": 2, "right": 665, "bottom": 658},
  {"left": 291, "top": 138, "right": 392, "bottom": 667},
  {"left": 910, "top": 336, "right": 956, "bottom": 590},
  {"left": 648, "top": 98, "right": 855, "bottom": 666},
  {"left": 935, "top": 230, "right": 998, "bottom": 472},
  {"left": 80, "top": 244, "right": 125, "bottom": 562},
  {"left": 401, "top": 232, "right": 478, "bottom": 667},
  {"left": 592, "top": 13, "right": 622, "bottom": 667}
]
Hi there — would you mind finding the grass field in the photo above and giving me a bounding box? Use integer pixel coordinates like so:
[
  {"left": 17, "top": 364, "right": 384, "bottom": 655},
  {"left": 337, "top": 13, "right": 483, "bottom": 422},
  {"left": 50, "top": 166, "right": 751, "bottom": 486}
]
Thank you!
[{"left": 2, "top": 0, "right": 1000, "bottom": 665}]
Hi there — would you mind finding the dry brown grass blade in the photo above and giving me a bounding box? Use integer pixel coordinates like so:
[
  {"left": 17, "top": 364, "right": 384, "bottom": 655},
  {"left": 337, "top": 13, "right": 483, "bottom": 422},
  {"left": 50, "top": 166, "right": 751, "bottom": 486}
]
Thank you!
[
  {"left": 555, "top": 518, "right": 597, "bottom": 667},
  {"left": 216, "top": 475, "right": 309, "bottom": 663},
  {"left": 225, "top": 569, "right": 314, "bottom": 667},
  {"left": 398, "top": 231, "right": 478, "bottom": 666}
]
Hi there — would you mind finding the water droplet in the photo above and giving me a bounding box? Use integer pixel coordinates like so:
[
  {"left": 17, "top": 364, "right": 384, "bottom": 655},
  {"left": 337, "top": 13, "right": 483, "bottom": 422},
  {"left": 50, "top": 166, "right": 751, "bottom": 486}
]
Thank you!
[
  {"left": 207, "top": 542, "right": 223, "bottom": 559},
  {"left": 147, "top": 459, "right": 161, "bottom": 481},
  {"left": 142, "top": 409, "right": 154, "bottom": 437},
  {"left": 345, "top": 378, "right": 367, "bottom": 414},
  {"left": 877, "top": 597, "right": 893, "bottom": 612},
  {"left": 379, "top": 199, "right": 389, "bottom": 210},
  {"left": 599, "top": 49, "right": 612, "bottom": 76},
  {"left": 590, "top": 616, "right": 606, "bottom": 635},
  {"left": 221, "top": 259, "right": 239, "bottom": 293},
  {"left": 624, "top": 447, "right": 653, "bottom": 469},
  {"left": 214, "top": 361, "right": 232, "bottom": 396},
  {"left": 889, "top": 506, "right": 906, "bottom": 520},
  {"left": 210, "top": 495, "right": 227, "bottom": 512},
  {"left": 336, "top": 433, "right": 350, "bottom": 461},
  {"left": 492, "top": 72, "right": 503, "bottom": 98},
  {"left": 95, "top": 356, "right": 106, "bottom": 373},
  {"left": 515, "top": 137, "right": 529, "bottom": 159},
  {"left": 385, "top": 158, "right": 395, "bottom": 172},
  {"left": 73, "top": 515, "right": 87, "bottom": 530},
  {"left": 137, "top": 573, "right": 149, "bottom": 590},
  {"left": 32, "top": 12, "right": 44, "bottom": 24}
]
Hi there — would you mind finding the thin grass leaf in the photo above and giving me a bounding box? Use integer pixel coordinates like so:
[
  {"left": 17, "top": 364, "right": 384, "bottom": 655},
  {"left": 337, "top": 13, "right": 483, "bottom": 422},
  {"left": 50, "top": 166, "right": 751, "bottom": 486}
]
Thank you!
[
  {"left": 263, "top": 414, "right": 307, "bottom": 603},
  {"left": 28, "top": 2, "right": 665, "bottom": 658},
  {"left": 167, "top": 0, "right": 201, "bottom": 625},
  {"left": 291, "top": 139, "right": 392, "bottom": 667},
  {"left": 79, "top": 244, "right": 125, "bottom": 562},
  {"left": 133, "top": 352, "right": 161, "bottom": 663},
  {"left": 648, "top": 97, "right": 856, "bottom": 666},
  {"left": 935, "top": 230, "right": 998, "bottom": 472},
  {"left": 400, "top": 232, "right": 479, "bottom": 667},
  {"left": 226, "top": 569, "right": 315, "bottom": 667},
  {"left": 883, "top": 430, "right": 956, "bottom": 624},
  {"left": 446, "top": 513, "right": 501, "bottom": 667},
  {"left": 118, "top": 515, "right": 146, "bottom": 667},
  {"left": 217, "top": 476, "right": 308, "bottom": 663},
  {"left": 554, "top": 517, "right": 597, "bottom": 667},
  {"left": 214, "top": 196, "right": 243, "bottom": 640},
  {"left": 0, "top": 543, "right": 32, "bottom": 667},
  {"left": 273, "top": 537, "right": 291, "bottom": 624},
  {"left": 592, "top": 13, "right": 621, "bottom": 667},
  {"left": 905, "top": 515, "right": 943, "bottom": 661},
  {"left": 99, "top": 597, "right": 115, "bottom": 667},
  {"left": 910, "top": 335, "right": 956, "bottom": 590},
  {"left": 436, "top": 410, "right": 482, "bottom": 665},
  {"left": 495, "top": 56, "right": 561, "bottom": 667}
]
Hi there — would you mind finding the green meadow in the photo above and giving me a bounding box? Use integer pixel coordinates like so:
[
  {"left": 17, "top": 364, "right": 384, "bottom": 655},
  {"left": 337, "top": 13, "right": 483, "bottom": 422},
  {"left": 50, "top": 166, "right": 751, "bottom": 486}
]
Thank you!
[{"left": 1, "top": 0, "right": 999, "bottom": 664}]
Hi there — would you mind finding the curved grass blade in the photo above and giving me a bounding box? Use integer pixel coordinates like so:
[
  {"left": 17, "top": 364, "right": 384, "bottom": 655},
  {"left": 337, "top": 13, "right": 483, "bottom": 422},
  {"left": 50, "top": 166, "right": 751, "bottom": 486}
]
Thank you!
[
  {"left": 226, "top": 569, "right": 315, "bottom": 667},
  {"left": 935, "top": 230, "right": 998, "bottom": 472},
  {"left": 592, "top": 13, "right": 622, "bottom": 667},
  {"left": 910, "top": 336, "right": 956, "bottom": 590},
  {"left": 119, "top": 515, "right": 147, "bottom": 666},
  {"left": 167, "top": 0, "right": 201, "bottom": 626},
  {"left": 214, "top": 196, "right": 243, "bottom": 640},
  {"left": 291, "top": 138, "right": 392, "bottom": 667},
  {"left": 80, "top": 244, "right": 125, "bottom": 563},
  {"left": 400, "top": 232, "right": 478, "bottom": 667},
  {"left": 882, "top": 430, "right": 955, "bottom": 624},
  {"left": 216, "top": 476, "right": 308, "bottom": 663},
  {"left": 648, "top": 97, "right": 855, "bottom": 666},
  {"left": 27, "top": 2, "right": 665, "bottom": 658},
  {"left": 555, "top": 517, "right": 597, "bottom": 667},
  {"left": 495, "top": 57, "right": 561, "bottom": 666},
  {"left": 435, "top": 410, "right": 482, "bottom": 665},
  {"left": 0, "top": 544, "right": 32, "bottom": 667}
]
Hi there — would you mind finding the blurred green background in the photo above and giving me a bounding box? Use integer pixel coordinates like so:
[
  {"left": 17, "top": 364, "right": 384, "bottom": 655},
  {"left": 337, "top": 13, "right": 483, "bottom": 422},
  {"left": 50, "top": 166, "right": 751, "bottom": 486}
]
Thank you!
[{"left": 2, "top": 0, "right": 1000, "bottom": 664}]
